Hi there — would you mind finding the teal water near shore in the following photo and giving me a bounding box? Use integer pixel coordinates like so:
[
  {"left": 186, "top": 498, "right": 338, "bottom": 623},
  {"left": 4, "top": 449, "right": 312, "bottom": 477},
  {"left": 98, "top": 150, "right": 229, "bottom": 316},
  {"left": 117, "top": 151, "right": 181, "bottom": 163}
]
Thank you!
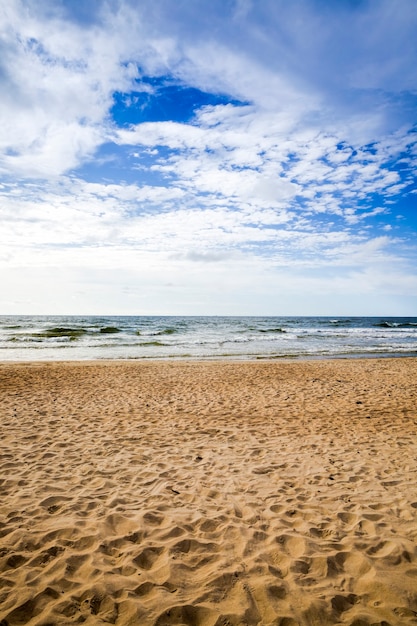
[{"left": 1, "top": 316, "right": 416, "bottom": 361}]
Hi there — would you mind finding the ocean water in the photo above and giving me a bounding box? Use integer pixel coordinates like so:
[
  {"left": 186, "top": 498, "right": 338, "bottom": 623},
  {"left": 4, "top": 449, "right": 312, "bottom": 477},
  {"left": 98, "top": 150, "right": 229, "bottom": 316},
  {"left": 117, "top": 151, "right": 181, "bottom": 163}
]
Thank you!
[{"left": 0, "top": 316, "right": 416, "bottom": 361}]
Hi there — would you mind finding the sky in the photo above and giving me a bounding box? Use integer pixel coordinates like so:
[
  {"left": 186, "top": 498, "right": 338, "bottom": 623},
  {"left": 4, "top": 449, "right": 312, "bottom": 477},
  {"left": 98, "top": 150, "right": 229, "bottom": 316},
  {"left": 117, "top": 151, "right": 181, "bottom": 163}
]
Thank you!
[{"left": 0, "top": 0, "right": 416, "bottom": 316}]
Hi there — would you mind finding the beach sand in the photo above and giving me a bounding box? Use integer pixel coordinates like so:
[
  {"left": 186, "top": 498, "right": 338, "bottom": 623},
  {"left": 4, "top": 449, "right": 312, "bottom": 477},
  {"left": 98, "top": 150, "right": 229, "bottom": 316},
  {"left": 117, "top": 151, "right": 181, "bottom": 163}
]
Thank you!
[{"left": 1, "top": 358, "right": 417, "bottom": 626}]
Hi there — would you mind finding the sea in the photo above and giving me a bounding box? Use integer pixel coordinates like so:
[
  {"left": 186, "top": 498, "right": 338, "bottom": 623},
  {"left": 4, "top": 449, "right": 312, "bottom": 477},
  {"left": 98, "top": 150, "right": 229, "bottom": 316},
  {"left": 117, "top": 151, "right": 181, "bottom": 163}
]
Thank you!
[{"left": 0, "top": 315, "right": 416, "bottom": 362}]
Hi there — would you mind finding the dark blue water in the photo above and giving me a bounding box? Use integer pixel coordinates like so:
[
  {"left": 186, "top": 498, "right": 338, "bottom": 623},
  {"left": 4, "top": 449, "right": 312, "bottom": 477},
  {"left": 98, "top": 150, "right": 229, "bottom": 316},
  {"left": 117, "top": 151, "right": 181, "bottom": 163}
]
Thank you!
[{"left": 0, "top": 316, "right": 416, "bottom": 361}]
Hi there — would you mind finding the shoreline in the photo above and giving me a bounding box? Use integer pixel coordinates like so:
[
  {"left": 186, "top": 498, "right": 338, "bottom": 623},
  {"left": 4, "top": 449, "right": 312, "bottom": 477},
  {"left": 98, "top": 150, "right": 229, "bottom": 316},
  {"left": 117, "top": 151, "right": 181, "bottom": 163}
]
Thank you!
[
  {"left": 1, "top": 358, "right": 417, "bottom": 625},
  {"left": 1, "top": 351, "right": 417, "bottom": 365}
]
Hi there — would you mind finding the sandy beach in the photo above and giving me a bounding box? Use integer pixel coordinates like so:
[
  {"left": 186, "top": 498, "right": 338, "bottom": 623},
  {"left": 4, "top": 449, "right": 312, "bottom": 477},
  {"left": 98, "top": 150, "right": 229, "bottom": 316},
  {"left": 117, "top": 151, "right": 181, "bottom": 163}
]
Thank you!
[{"left": 1, "top": 358, "right": 417, "bottom": 626}]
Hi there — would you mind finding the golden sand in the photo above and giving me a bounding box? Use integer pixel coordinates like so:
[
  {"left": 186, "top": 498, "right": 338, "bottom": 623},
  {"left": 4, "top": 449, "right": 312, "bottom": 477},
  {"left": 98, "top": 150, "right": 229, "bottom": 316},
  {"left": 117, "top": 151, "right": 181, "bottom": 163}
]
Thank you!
[{"left": 1, "top": 358, "right": 417, "bottom": 626}]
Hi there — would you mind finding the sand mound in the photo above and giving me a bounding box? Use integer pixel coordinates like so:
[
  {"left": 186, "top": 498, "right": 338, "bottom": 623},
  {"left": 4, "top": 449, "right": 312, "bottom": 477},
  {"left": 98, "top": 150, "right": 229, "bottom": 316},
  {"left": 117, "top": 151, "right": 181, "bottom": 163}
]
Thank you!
[{"left": 1, "top": 359, "right": 417, "bottom": 625}]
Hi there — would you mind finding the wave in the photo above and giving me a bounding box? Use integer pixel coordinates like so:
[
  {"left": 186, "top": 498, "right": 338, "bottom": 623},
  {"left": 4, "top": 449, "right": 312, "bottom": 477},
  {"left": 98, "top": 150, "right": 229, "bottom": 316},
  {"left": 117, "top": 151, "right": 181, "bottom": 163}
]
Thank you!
[
  {"left": 373, "top": 321, "right": 417, "bottom": 328},
  {"left": 2, "top": 342, "right": 74, "bottom": 350},
  {"left": 258, "top": 328, "right": 286, "bottom": 333},
  {"left": 1, "top": 316, "right": 416, "bottom": 362},
  {"left": 33, "top": 327, "right": 87, "bottom": 339}
]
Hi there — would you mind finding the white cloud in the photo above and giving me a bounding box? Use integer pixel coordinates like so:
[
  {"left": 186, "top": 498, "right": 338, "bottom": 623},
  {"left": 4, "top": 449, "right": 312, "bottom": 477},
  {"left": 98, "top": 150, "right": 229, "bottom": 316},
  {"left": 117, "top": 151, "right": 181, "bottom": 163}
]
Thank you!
[
  {"left": 0, "top": 175, "right": 405, "bottom": 274},
  {"left": 2, "top": 0, "right": 416, "bottom": 180},
  {"left": 115, "top": 103, "right": 415, "bottom": 228},
  {"left": 0, "top": 0, "right": 143, "bottom": 176},
  {"left": 0, "top": 0, "right": 416, "bottom": 314}
]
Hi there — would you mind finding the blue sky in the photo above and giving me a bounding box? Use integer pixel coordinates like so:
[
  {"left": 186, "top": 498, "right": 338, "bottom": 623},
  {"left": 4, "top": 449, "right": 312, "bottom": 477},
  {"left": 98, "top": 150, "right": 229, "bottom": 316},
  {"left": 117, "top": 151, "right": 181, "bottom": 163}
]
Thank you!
[{"left": 0, "top": 0, "right": 416, "bottom": 315}]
